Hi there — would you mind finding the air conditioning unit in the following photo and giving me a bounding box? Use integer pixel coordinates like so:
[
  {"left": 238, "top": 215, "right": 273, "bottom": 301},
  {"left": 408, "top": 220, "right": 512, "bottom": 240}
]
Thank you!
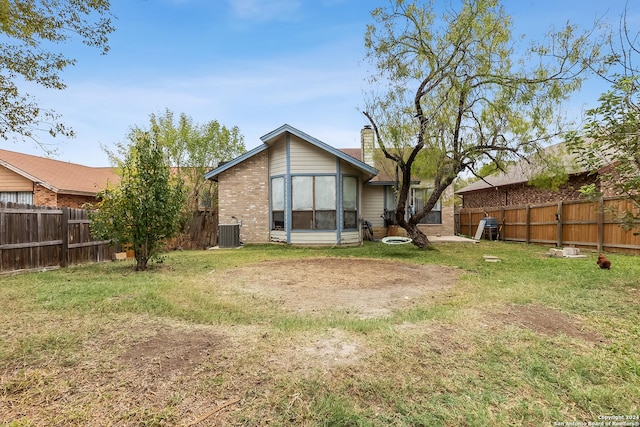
[{"left": 218, "top": 224, "right": 240, "bottom": 248}]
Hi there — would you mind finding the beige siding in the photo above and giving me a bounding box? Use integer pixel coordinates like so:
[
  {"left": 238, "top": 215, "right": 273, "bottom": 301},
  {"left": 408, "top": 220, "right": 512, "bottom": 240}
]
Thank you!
[
  {"left": 290, "top": 232, "right": 339, "bottom": 245},
  {"left": 340, "top": 231, "right": 360, "bottom": 244},
  {"left": 339, "top": 161, "right": 361, "bottom": 176},
  {"left": 270, "top": 230, "right": 287, "bottom": 243},
  {"left": 362, "top": 185, "right": 385, "bottom": 227},
  {"left": 269, "top": 137, "right": 287, "bottom": 176},
  {"left": 289, "top": 136, "right": 336, "bottom": 174},
  {"left": 289, "top": 231, "right": 360, "bottom": 245},
  {"left": 0, "top": 166, "right": 33, "bottom": 191}
]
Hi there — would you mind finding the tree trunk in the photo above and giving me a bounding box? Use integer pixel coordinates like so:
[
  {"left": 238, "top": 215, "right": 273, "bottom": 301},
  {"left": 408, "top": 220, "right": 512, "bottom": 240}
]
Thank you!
[
  {"left": 404, "top": 222, "right": 431, "bottom": 248},
  {"left": 135, "top": 254, "right": 148, "bottom": 271},
  {"left": 134, "top": 242, "right": 149, "bottom": 271}
]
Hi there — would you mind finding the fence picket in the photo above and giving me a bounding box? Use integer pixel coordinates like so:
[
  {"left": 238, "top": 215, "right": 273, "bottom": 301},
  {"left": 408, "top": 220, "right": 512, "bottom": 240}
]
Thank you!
[
  {"left": 0, "top": 202, "right": 115, "bottom": 273},
  {"left": 459, "top": 196, "right": 640, "bottom": 254}
]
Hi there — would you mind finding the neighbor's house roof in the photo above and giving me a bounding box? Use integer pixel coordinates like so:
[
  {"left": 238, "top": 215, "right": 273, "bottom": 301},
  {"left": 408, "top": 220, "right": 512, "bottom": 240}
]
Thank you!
[
  {"left": 455, "top": 143, "right": 587, "bottom": 195},
  {"left": 205, "top": 124, "right": 378, "bottom": 181},
  {"left": 0, "top": 149, "right": 119, "bottom": 196}
]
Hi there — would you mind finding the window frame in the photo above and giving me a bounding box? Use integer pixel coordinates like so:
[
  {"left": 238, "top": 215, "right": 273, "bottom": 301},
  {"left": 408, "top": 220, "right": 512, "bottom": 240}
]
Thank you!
[
  {"left": 270, "top": 176, "right": 285, "bottom": 230},
  {"left": 290, "top": 175, "right": 337, "bottom": 231},
  {"left": 342, "top": 175, "right": 358, "bottom": 230},
  {"left": 0, "top": 191, "right": 33, "bottom": 205},
  {"left": 412, "top": 187, "right": 442, "bottom": 225}
]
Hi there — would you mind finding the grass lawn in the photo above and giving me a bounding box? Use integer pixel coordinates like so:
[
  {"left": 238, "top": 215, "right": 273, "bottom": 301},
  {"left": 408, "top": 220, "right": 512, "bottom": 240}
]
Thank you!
[{"left": 0, "top": 241, "right": 638, "bottom": 426}]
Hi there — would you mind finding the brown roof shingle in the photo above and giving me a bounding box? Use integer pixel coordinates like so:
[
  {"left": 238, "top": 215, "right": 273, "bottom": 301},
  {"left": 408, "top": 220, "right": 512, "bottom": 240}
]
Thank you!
[
  {"left": 455, "top": 143, "right": 587, "bottom": 194},
  {"left": 0, "top": 149, "right": 119, "bottom": 195}
]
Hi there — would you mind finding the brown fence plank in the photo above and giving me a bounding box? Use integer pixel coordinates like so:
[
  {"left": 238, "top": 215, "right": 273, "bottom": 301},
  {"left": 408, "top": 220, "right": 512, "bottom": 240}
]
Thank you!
[
  {"left": 459, "top": 195, "right": 640, "bottom": 255},
  {"left": 0, "top": 202, "right": 115, "bottom": 274}
]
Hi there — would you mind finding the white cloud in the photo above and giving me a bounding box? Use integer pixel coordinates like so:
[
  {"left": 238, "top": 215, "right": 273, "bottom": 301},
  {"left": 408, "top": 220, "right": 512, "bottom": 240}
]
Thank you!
[{"left": 16, "top": 40, "right": 369, "bottom": 166}]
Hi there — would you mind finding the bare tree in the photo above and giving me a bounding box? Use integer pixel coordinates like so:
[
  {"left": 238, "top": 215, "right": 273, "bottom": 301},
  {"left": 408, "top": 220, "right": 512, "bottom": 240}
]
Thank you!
[{"left": 363, "top": 0, "right": 602, "bottom": 247}]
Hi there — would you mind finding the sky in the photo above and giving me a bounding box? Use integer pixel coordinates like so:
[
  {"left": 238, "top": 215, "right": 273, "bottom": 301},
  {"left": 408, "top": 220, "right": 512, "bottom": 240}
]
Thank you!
[{"left": 5, "top": 0, "right": 639, "bottom": 167}]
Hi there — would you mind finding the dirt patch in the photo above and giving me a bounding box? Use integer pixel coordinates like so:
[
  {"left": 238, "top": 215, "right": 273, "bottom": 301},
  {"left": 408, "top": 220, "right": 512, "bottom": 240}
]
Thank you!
[
  {"left": 118, "top": 328, "right": 225, "bottom": 380},
  {"left": 214, "top": 258, "right": 460, "bottom": 318},
  {"left": 490, "top": 304, "right": 607, "bottom": 344}
]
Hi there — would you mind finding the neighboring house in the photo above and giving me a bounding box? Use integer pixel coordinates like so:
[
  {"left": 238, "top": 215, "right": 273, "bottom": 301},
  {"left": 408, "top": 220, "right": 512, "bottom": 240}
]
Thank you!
[
  {"left": 455, "top": 143, "right": 603, "bottom": 209},
  {"left": 204, "top": 124, "right": 454, "bottom": 245},
  {"left": 0, "top": 149, "right": 119, "bottom": 208}
]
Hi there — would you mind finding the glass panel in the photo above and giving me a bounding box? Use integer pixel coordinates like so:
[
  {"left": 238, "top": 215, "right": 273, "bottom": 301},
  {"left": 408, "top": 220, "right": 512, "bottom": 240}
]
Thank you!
[
  {"left": 315, "top": 176, "right": 336, "bottom": 210},
  {"left": 343, "top": 211, "right": 357, "bottom": 229},
  {"left": 292, "top": 211, "right": 313, "bottom": 229},
  {"left": 272, "top": 211, "right": 284, "bottom": 229},
  {"left": 414, "top": 188, "right": 441, "bottom": 211},
  {"left": 413, "top": 187, "right": 442, "bottom": 224},
  {"left": 271, "top": 177, "right": 284, "bottom": 210},
  {"left": 315, "top": 210, "right": 336, "bottom": 230},
  {"left": 343, "top": 177, "right": 357, "bottom": 210},
  {"left": 17, "top": 192, "right": 33, "bottom": 205},
  {"left": 419, "top": 210, "right": 442, "bottom": 224},
  {"left": 292, "top": 176, "right": 313, "bottom": 210},
  {"left": 413, "top": 188, "right": 425, "bottom": 211},
  {"left": 0, "top": 192, "right": 17, "bottom": 203}
]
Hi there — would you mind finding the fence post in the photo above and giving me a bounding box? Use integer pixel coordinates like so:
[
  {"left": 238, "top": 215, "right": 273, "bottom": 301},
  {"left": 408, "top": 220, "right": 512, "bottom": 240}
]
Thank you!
[
  {"left": 61, "top": 207, "right": 69, "bottom": 268},
  {"left": 525, "top": 205, "right": 531, "bottom": 244},
  {"left": 597, "top": 197, "right": 604, "bottom": 252},
  {"left": 0, "top": 203, "right": 4, "bottom": 271},
  {"left": 556, "top": 200, "right": 563, "bottom": 247}
]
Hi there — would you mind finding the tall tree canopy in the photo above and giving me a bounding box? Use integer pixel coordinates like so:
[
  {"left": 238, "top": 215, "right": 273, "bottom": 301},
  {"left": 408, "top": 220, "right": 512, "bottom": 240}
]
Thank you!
[
  {"left": 363, "top": 0, "right": 602, "bottom": 247},
  {"left": 146, "top": 109, "right": 246, "bottom": 212},
  {"left": 0, "top": 0, "right": 114, "bottom": 142},
  {"left": 566, "top": 9, "right": 640, "bottom": 232},
  {"left": 91, "top": 131, "right": 186, "bottom": 271}
]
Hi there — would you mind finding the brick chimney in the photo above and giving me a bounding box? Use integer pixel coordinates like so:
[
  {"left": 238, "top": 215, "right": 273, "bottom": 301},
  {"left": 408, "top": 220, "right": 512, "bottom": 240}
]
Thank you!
[{"left": 360, "top": 125, "right": 375, "bottom": 167}]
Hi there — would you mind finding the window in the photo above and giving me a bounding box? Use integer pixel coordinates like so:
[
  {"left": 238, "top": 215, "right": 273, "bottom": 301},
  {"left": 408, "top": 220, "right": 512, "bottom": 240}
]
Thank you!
[
  {"left": 271, "top": 177, "right": 285, "bottom": 229},
  {"left": 291, "top": 175, "right": 336, "bottom": 230},
  {"left": 413, "top": 188, "right": 441, "bottom": 224},
  {"left": 0, "top": 192, "right": 33, "bottom": 205},
  {"left": 342, "top": 176, "right": 357, "bottom": 229}
]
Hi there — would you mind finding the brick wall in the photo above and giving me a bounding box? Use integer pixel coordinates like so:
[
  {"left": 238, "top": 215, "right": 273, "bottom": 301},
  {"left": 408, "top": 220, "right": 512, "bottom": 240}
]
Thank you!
[
  {"left": 57, "top": 194, "right": 97, "bottom": 209},
  {"left": 33, "top": 185, "right": 57, "bottom": 207},
  {"left": 461, "top": 173, "right": 597, "bottom": 209},
  {"left": 217, "top": 150, "right": 270, "bottom": 244},
  {"left": 33, "top": 185, "right": 98, "bottom": 209}
]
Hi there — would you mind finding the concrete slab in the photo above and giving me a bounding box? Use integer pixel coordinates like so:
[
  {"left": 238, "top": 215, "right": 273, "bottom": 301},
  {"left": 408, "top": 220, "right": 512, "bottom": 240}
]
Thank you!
[{"left": 546, "top": 247, "right": 588, "bottom": 258}]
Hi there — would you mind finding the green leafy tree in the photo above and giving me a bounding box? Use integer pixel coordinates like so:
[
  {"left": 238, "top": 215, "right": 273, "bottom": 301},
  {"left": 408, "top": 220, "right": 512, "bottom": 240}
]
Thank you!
[
  {"left": 1, "top": 0, "right": 114, "bottom": 143},
  {"left": 566, "top": 9, "right": 640, "bottom": 232},
  {"left": 363, "top": 0, "right": 602, "bottom": 247},
  {"left": 91, "top": 131, "right": 186, "bottom": 271},
  {"left": 147, "top": 109, "right": 245, "bottom": 212}
]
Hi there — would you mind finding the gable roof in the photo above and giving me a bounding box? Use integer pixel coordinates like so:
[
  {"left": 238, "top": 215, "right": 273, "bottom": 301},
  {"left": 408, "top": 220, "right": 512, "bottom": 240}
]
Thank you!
[
  {"left": 205, "top": 124, "right": 378, "bottom": 181},
  {"left": 0, "top": 149, "right": 119, "bottom": 196},
  {"left": 455, "top": 143, "right": 587, "bottom": 194}
]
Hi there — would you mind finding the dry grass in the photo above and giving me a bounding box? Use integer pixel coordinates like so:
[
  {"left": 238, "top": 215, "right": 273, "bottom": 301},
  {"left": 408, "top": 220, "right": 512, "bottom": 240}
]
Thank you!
[{"left": 1, "top": 242, "right": 639, "bottom": 426}]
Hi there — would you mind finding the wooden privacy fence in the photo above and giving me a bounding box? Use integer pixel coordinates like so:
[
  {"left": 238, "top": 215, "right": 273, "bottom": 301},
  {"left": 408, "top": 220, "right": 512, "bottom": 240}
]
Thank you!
[
  {"left": 459, "top": 196, "right": 640, "bottom": 254},
  {"left": 0, "top": 202, "right": 115, "bottom": 274}
]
